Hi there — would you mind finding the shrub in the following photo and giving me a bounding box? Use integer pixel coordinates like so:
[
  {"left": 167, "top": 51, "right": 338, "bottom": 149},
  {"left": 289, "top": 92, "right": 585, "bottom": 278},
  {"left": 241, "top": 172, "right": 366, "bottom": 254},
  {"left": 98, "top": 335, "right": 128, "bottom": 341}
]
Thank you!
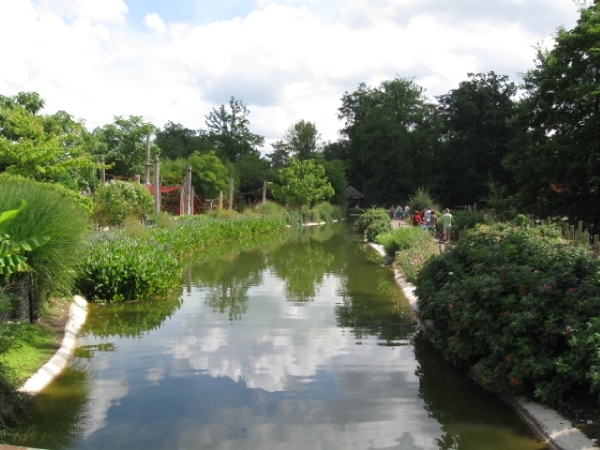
[
  {"left": 409, "top": 187, "right": 438, "bottom": 213},
  {"left": 450, "top": 210, "right": 486, "bottom": 241},
  {"left": 376, "top": 226, "right": 432, "bottom": 257},
  {"left": 355, "top": 208, "right": 389, "bottom": 234},
  {"left": 366, "top": 219, "right": 392, "bottom": 242},
  {"left": 76, "top": 232, "right": 181, "bottom": 302},
  {"left": 92, "top": 180, "right": 153, "bottom": 228},
  {"left": 255, "top": 201, "right": 288, "bottom": 221},
  {"left": 0, "top": 177, "right": 90, "bottom": 306},
  {"left": 313, "top": 202, "right": 343, "bottom": 223},
  {"left": 415, "top": 223, "right": 600, "bottom": 405}
]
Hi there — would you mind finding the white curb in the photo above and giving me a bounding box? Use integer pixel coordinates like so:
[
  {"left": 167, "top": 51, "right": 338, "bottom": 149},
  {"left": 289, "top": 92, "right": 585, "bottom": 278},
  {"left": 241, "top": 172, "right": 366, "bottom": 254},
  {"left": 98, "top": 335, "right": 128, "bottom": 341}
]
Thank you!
[{"left": 18, "top": 295, "right": 88, "bottom": 394}]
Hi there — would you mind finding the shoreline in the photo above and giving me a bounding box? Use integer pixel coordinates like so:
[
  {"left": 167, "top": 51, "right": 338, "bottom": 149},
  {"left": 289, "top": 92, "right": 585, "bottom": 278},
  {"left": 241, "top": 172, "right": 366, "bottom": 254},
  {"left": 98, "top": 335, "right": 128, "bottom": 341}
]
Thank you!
[
  {"left": 18, "top": 295, "right": 88, "bottom": 395},
  {"left": 369, "top": 242, "right": 598, "bottom": 450}
]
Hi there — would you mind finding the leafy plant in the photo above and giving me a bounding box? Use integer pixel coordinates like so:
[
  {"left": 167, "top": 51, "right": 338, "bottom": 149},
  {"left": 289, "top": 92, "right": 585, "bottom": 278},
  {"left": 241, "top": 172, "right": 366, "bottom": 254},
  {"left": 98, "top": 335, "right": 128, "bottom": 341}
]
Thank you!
[
  {"left": 409, "top": 187, "right": 438, "bottom": 214},
  {"left": 415, "top": 223, "right": 600, "bottom": 405},
  {"left": 92, "top": 180, "right": 153, "bottom": 228}
]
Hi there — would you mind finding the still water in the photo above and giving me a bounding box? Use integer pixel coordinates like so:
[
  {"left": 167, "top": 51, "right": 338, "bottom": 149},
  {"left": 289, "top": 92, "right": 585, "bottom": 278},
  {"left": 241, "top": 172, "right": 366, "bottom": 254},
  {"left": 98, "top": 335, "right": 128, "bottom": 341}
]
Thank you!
[{"left": 9, "top": 223, "right": 544, "bottom": 449}]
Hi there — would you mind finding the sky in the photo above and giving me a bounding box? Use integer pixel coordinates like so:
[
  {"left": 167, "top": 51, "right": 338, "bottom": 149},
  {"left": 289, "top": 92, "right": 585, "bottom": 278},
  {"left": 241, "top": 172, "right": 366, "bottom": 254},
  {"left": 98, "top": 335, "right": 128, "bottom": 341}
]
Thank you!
[{"left": 0, "top": 0, "right": 585, "bottom": 152}]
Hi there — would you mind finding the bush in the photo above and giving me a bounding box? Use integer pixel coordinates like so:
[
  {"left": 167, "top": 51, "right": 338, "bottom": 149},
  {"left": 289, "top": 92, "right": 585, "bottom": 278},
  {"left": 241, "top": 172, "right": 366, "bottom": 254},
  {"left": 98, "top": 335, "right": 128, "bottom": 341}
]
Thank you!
[
  {"left": 313, "top": 202, "right": 343, "bottom": 223},
  {"left": 375, "top": 226, "right": 433, "bottom": 257},
  {"left": 409, "top": 187, "right": 438, "bottom": 213},
  {"left": 76, "top": 232, "right": 181, "bottom": 302},
  {"left": 0, "top": 178, "right": 90, "bottom": 306},
  {"left": 255, "top": 201, "right": 288, "bottom": 221},
  {"left": 366, "top": 219, "right": 392, "bottom": 242},
  {"left": 415, "top": 223, "right": 600, "bottom": 405},
  {"left": 355, "top": 208, "right": 389, "bottom": 234},
  {"left": 92, "top": 180, "right": 153, "bottom": 228},
  {"left": 449, "top": 210, "right": 486, "bottom": 241}
]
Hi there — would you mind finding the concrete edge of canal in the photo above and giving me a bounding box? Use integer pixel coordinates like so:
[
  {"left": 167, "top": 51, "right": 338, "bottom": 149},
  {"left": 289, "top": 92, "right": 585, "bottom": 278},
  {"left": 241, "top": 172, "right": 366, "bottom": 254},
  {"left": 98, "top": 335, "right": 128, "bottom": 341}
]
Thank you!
[
  {"left": 18, "top": 295, "right": 88, "bottom": 395},
  {"left": 369, "top": 242, "right": 599, "bottom": 450}
]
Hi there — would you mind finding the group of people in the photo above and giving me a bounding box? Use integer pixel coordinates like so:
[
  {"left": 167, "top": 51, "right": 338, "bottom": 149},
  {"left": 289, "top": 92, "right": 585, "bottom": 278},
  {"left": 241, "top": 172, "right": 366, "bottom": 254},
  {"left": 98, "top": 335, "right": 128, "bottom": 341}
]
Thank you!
[{"left": 389, "top": 205, "right": 453, "bottom": 243}]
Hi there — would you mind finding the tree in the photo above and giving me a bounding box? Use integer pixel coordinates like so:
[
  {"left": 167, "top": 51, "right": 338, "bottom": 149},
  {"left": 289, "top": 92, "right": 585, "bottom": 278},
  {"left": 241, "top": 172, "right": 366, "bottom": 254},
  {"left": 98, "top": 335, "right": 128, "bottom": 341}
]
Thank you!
[
  {"left": 317, "top": 158, "right": 348, "bottom": 207},
  {"left": 188, "top": 151, "right": 229, "bottom": 199},
  {"left": 506, "top": 3, "right": 600, "bottom": 224},
  {"left": 0, "top": 92, "right": 97, "bottom": 188},
  {"left": 338, "top": 78, "right": 433, "bottom": 206},
  {"left": 270, "top": 120, "right": 321, "bottom": 163},
  {"left": 205, "top": 97, "right": 264, "bottom": 163},
  {"left": 269, "top": 157, "right": 334, "bottom": 207},
  {"left": 93, "top": 115, "right": 157, "bottom": 177},
  {"left": 235, "top": 152, "right": 272, "bottom": 193},
  {"left": 155, "top": 121, "right": 213, "bottom": 160},
  {"left": 436, "top": 72, "right": 517, "bottom": 206}
]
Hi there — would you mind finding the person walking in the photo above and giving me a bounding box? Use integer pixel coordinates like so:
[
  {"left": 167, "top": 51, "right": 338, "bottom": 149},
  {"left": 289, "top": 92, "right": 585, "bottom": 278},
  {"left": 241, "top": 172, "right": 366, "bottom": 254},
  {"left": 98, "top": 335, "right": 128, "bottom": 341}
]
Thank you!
[{"left": 442, "top": 208, "right": 453, "bottom": 243}]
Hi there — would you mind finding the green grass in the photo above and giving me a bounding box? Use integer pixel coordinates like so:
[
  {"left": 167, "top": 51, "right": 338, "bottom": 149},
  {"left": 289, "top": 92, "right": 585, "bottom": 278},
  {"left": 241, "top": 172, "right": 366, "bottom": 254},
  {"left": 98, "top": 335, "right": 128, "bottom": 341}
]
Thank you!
[{"left": 1, "top": 323, "right": 59, "bottom": 385}]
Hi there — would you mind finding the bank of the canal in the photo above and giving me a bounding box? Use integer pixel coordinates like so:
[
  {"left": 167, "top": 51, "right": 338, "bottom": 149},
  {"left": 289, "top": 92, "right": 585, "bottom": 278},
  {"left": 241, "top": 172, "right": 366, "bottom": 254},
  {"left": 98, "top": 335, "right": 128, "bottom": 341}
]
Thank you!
[{"left": 369, "top": 241, "right": 598, "bottom": 450}]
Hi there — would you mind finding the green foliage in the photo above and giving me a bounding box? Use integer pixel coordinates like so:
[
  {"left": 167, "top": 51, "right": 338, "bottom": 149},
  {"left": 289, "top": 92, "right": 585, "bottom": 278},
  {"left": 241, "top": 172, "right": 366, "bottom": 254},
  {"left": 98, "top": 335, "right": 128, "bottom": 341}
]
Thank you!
[
  {"left": 313, "top": 202, "right": 343, "bottom": 223},
  {"left": 0, "top": 177, "right": 90, "bottom": 303},
  {"left": 409, "top": 187, "right": 438, "bottom": 213},
  {"left": 77, "top": 215, "right": 288, "bottom": 302},
  {"left": 270, "top": 157, "right": 334, "bottom": 207},
  {"left": 205, "top": 96, "right": 264, "bottom": 163},
  {"left": 375, "top": 226, "right": 431, "bottom": 257},
  {"left": 366, "top": 219, "right": 392, "bottom": 242},
  {"left": 76, "top": 232, "right": 181, "bottom": 303},
  {"left": 450, "top": 210, "right": 486, "bottom": 241},
  {"left": 355, "top": 208, "right": 390, "bottom": 235},
  {"left": 485, "top": 180, "right": 517, "bottom": 222},
  {"left": 254, "top": 201, "right": 288, "bottom": 220},
  {"left": 92, "top": 115, "right": 157, "bottom": 177},
  {"left": 415, "top": 223, "right": 600, "bottom": 405},
  {"left": 188, "top": 150, "right": 229, "bottom": 198},
  {"left": 0, "top": 92, "right": 97, "bottom": 187},
  {"left": 92, "top": 180, "right": 153, "bottom": 228}
]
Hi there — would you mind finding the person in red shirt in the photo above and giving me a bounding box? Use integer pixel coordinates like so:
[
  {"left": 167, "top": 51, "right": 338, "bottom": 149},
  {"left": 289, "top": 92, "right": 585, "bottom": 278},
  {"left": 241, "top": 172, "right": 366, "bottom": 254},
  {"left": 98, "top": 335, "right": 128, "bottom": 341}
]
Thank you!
[{"left": 412, "top": 211, "right": 422, "bottom": 227}]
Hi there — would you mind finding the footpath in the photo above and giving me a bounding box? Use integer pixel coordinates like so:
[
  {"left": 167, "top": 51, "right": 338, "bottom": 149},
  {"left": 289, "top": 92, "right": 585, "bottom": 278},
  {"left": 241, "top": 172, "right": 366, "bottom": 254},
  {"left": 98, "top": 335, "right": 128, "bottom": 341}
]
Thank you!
[{"left": 372, "top": 222, "right": 597, "bottom": 450}]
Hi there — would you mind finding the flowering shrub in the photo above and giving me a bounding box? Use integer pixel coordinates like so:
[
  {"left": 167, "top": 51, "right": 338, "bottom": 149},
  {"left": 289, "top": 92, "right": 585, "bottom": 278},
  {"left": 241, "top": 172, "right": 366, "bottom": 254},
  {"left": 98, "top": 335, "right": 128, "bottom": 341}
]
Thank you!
[
  {"left": 92, "top": 180, "right": 153, "bottom": 227},
  {"left": 415, "top": 223, "right": 600, "bottom": 405}
]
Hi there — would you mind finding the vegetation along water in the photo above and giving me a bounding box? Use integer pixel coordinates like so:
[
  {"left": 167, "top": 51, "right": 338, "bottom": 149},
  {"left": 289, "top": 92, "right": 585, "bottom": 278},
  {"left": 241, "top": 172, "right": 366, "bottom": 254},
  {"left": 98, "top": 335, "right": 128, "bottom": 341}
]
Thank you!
[{"left": 4, "top": 223, "right": 545, "bottom": 450}]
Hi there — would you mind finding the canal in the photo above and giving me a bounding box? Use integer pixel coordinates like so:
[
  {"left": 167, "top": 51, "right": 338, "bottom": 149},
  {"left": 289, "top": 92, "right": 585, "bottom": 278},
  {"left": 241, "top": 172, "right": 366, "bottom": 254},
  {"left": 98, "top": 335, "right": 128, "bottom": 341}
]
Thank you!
[{"left": 7, "top": 223, "right": 544, "bottom": 449}]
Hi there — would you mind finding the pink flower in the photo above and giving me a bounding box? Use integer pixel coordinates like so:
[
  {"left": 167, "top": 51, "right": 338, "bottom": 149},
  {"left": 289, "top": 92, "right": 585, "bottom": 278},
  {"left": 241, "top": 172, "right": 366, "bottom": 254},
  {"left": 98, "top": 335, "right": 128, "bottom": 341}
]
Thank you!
[
  {"left": 566, "top": 325, "right": 572, "bottom": 332},
  {"left": 568, "top": 288, "right": 576, "bottom": 292},
  {"left": 534, "top": 270, "right": 540, "bottom": 273},
  {"left": 545, "top": 285, "right": 552, "bottom": 290},
  {"left": 448, "top": 304, "right": 454, "bottom": 309}
]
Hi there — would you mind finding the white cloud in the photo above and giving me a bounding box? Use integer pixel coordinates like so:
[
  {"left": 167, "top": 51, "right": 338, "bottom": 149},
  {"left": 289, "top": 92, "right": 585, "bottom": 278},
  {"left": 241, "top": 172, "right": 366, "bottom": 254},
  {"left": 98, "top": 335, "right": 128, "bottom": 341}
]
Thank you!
[
  {"left": 37, "top": 0, "right": 129, "bottom": 23},
  {"left": 144, "top": 12, "right": 166, "bottom": 36},
  {"left": 0, "top": 0, "right": 582, "bottom": 145}
]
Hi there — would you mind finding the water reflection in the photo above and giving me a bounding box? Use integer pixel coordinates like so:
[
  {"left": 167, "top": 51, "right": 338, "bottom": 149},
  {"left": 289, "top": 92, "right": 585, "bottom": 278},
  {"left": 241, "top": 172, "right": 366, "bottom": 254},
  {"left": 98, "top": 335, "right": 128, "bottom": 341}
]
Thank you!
[{"left": 5, "top": 223, "right": 545, "bottom": 450}]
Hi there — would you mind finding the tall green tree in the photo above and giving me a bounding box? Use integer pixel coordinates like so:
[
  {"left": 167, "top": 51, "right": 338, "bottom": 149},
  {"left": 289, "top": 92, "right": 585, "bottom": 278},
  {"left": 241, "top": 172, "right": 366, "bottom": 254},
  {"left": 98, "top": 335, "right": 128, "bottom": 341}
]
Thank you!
[
  {"left": 155, "top": 121, "right": 213, "bottom": 160},
  {"left": 506, "top": 3, "right": 600, "bottom": 224},
  {"left": 436, "top": 72, "right": 517, "bottom": 206},
  {"left": 270, "top": 120, "right": 321, "bottom": 163},
  {"left": 93, "top": 115, "right": 157, "bottom": 177},
  {"left": 0, "top": 92, "right": 97, "bottom": 188},
  {"left": 205, "top": 97, "right": 264, "bottom": 163},
  {"left": 338, "top": 78, "right": 432, "bottom": 205},
  {"left": 270, "top": 157, "right": 334, "bottom": 207},
  {"left": 188, "top": 150, "right": 229, "bottom": 199}
]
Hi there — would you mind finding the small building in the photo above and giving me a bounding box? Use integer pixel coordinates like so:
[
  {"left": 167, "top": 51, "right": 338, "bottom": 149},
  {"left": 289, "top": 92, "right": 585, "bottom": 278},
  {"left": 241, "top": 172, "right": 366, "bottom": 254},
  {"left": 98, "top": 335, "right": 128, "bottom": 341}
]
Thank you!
[{"left": 346, "top": 186, "right": 364, "bottom": 208}]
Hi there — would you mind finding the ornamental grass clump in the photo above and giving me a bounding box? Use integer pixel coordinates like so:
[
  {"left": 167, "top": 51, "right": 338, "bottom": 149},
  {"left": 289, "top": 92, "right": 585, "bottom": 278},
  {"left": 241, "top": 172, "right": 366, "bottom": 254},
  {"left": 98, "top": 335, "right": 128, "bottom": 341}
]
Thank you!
[{"left": 415, "top": 222, "right": 600, "bottom": 406}]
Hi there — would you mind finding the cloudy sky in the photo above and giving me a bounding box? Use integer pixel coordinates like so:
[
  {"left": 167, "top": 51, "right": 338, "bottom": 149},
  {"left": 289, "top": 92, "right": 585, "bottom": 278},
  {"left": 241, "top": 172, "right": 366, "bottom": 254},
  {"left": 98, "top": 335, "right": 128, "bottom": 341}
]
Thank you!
[{"left": 0, "top": 0, "right": 584, "bottom": 150}]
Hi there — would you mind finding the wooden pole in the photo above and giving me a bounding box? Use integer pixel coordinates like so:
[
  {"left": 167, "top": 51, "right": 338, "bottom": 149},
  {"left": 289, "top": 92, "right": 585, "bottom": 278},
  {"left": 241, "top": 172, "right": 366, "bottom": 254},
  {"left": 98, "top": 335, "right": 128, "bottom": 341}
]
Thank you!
[
  {"left": 228, "top": 174, "right": 233, "bottom": 211},
  {"left": 144, "top": 134, "right": 151, "bottom": 185},
  {"left": 185, "top": 165, "right": 192, "bottom": 215},
  {"left": 153, "top": 155, "right": 161, "bottom": 214},
  {"left": 99, "top": 154, "right": 105, "bottom": 184},
  {"left": 262, "top": 180, "right": 267, "bottom": 203},
  {"left": 218, "top": 191, "right": 223, "bottom": 210}
]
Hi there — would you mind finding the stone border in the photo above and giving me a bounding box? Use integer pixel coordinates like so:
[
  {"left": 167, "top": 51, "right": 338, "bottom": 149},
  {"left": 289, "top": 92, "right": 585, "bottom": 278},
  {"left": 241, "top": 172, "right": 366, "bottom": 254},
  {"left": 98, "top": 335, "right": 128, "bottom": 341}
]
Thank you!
[
  {"left": 369, "top": 242, "right": 598, "bottom": 450},
  {"left": 18, "top": 295, "right": 88, "bottom": 394}
]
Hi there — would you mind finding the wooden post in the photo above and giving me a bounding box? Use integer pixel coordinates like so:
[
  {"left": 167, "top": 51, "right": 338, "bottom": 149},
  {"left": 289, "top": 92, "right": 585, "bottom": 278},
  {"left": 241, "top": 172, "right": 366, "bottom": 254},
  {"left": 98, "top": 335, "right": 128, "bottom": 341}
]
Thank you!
[
  {"left": 218, "top": 191, "right": 223, "bottom": 210},
  {"left": 99, "top": 154, "right": 105, "bottom": 183},
  {"left": 228, "top": 174, "right": 233, "bottom": 211},
  {"left": 262, "top": 180, "right": 267, "bottom": 203},
  {"left": 153, "top": 155, "right": 161, "bottom": 214},
  {"left": 144, "top": 134, "right": 151, "bottom": 185},
  {"left": 185, "top": 165, "right": 192, "bottom": 215},
  {"left": 134, "top": 174, "right": 140, "bottom": 183}
]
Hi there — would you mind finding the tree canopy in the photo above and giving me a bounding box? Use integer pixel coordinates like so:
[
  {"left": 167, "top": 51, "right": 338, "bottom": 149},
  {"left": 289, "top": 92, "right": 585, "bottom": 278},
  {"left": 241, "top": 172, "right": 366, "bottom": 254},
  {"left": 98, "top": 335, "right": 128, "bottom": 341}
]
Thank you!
[{"left": 270, "top": 158, "right": 334, "bottom": 207}]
